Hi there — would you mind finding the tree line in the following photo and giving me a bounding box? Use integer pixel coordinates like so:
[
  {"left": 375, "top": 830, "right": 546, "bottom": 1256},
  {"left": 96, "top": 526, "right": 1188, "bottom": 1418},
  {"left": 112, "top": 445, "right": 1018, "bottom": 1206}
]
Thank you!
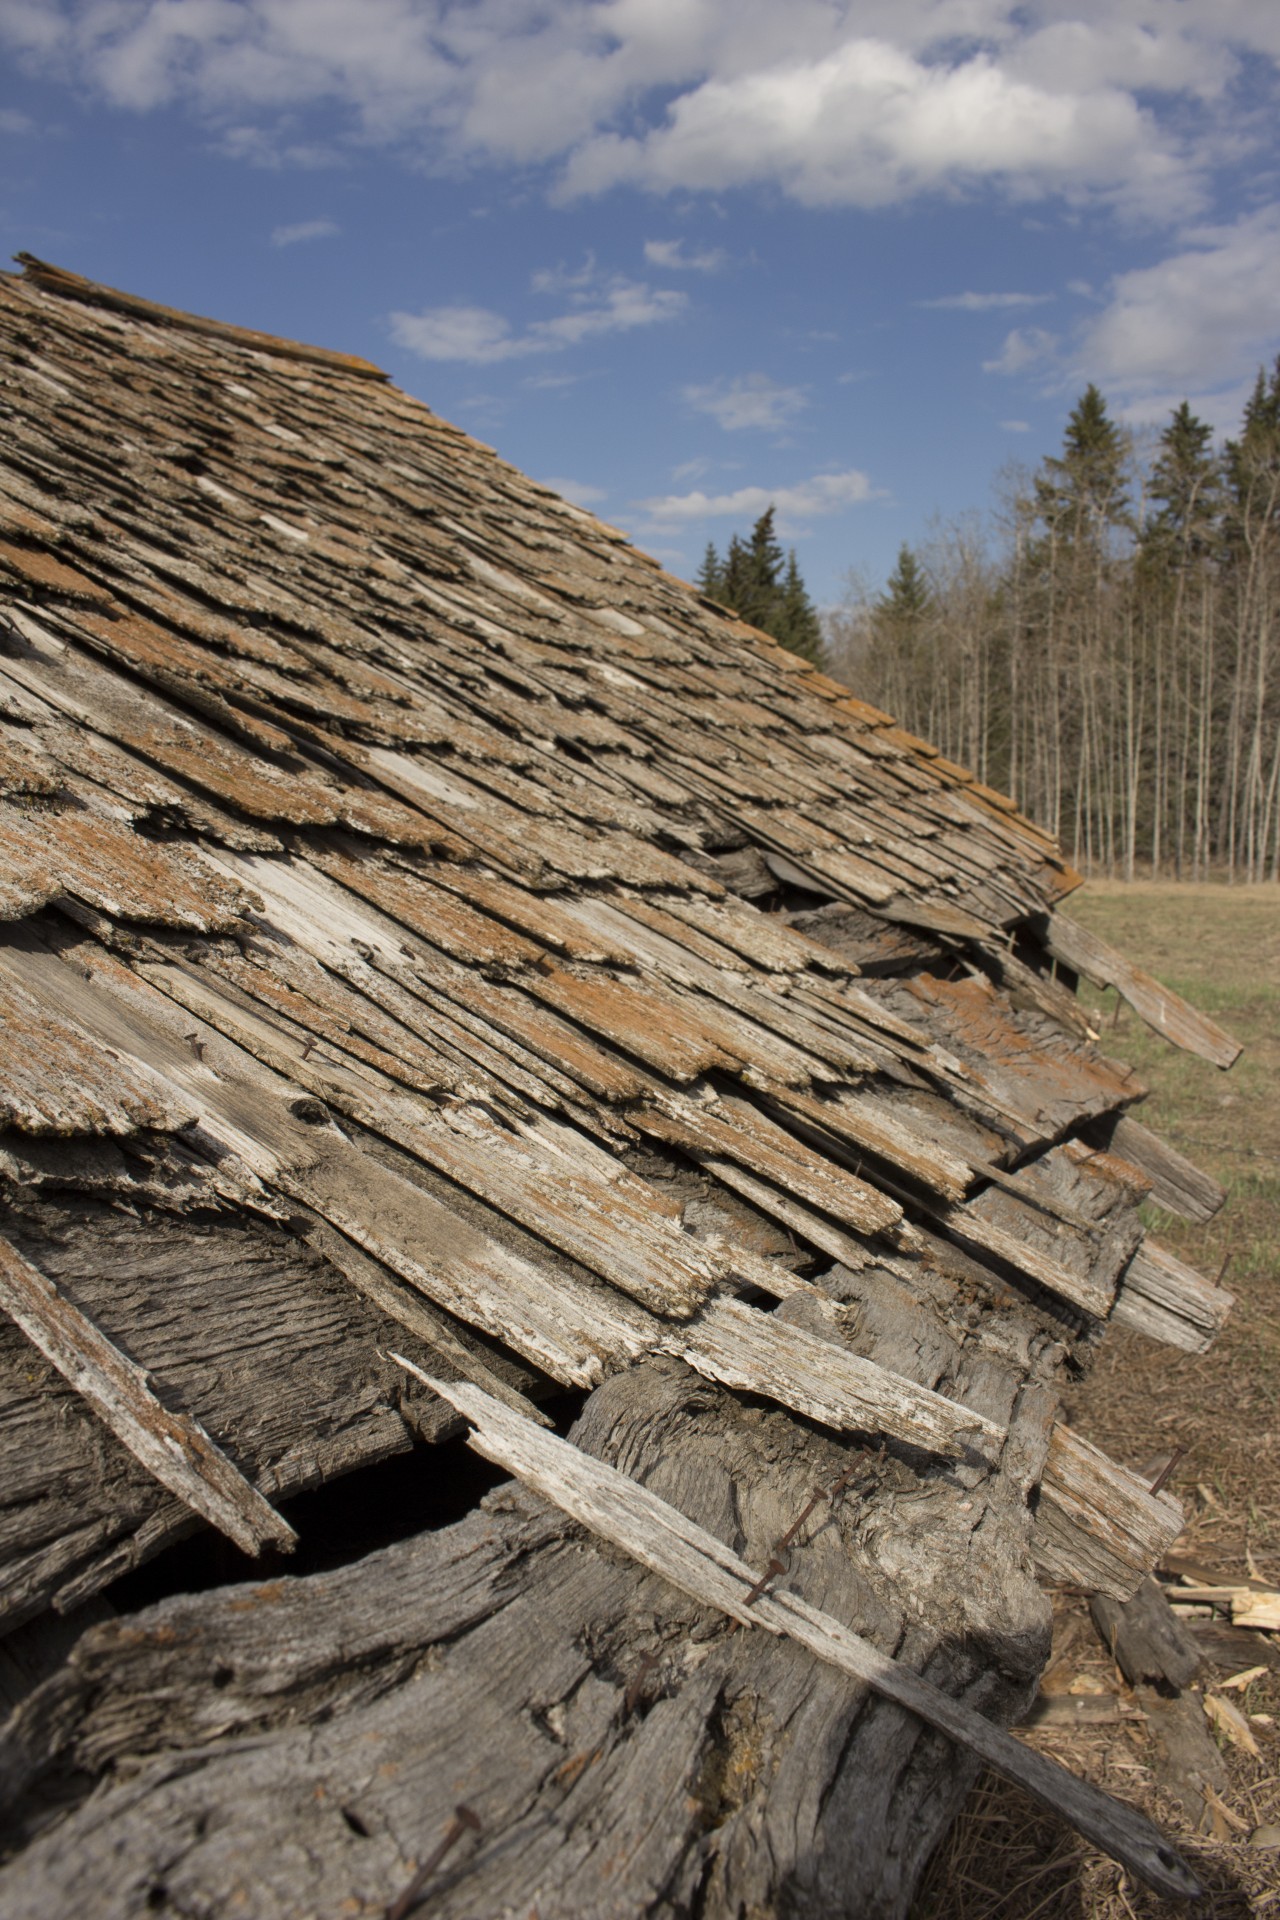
[{"left": 825, "top": 366, "right": 1280, "bottom": 881}]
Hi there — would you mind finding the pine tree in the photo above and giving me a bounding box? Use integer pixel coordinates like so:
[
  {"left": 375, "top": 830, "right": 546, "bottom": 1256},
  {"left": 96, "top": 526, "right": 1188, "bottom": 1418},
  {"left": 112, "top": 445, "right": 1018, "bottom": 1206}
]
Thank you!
[
  {"left": 776, "top": 550, "right": 824, "bottom": 663},
  {"left": 696, "top": 541, "right": 724, "bottom": 599},
  {"left": 1034, "top": 383, "right": 1132, "bottom": 544},
  {"left": 875, "top": 543, "right": 931, "bottom": 629},
  {"left": 1144, "top": 402, "right": 1220, "bottom": 563},
  {"left": 696, "top": 507, "right": 823, "bottom": 662}
]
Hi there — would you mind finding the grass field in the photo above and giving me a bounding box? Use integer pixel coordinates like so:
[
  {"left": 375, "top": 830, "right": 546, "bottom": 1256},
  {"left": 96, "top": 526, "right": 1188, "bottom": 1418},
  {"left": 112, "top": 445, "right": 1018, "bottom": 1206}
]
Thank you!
[{"left": 913, "top": 882, "right": 1280, "bottom": 1920}]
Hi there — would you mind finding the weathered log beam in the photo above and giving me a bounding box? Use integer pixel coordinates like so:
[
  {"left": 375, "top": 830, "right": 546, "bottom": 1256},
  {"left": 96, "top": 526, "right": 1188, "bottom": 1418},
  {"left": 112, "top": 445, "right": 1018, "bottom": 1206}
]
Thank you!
[{"left": 412, "top": 1365, "right": 1199, "bottom": 1903}]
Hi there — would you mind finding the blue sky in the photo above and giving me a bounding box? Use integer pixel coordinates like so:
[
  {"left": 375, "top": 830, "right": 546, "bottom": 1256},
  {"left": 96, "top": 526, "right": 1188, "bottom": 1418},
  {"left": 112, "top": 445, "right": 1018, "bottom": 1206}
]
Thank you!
[{"left": 3, "top": 2, "right": 1280, "bottom": 605}]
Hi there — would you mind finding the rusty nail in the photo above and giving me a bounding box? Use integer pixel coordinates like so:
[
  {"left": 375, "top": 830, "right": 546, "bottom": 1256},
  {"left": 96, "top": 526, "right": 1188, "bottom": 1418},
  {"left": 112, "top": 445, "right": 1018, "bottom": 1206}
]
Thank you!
[
  {"left": 1147, "top": 1448, "right": 1186, "bottom": 1498},
  {"left": 301, "top": 1036, "right": 316, "bottom": 1060},
  {"left": 184, "top": 1031, "right": 205, "bottom": 1061},
  {"left": 386, "top": 1805, "right": 481, "bottom": 1920},
  {"left": 1213, "top": 1250, "right": 1232, "bottom": 1288},
  {"left": 742, "top": 1556, "right": 787, "bottom": 1608}
]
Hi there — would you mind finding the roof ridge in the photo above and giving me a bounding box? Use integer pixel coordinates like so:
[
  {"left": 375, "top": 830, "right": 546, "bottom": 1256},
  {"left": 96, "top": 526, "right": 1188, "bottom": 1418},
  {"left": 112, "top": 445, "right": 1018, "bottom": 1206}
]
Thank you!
[{"left": 12, "top": 252, "right": 388, "bottom": 383}]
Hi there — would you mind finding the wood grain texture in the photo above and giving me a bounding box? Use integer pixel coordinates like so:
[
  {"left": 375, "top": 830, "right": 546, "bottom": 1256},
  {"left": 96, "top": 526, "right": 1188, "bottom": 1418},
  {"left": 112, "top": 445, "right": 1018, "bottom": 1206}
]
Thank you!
[
  {"left": 0, "top": 1362, "right": 1063, "bottom": 1920},
  {"left": 0, "top": 1233, "right": 294, "bottom": 1558}
]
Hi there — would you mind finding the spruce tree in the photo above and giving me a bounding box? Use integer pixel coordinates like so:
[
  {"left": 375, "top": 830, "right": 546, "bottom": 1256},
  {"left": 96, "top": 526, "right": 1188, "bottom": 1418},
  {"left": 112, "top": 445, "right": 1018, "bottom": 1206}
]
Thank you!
[
  {"left": 777, "top": 550, "right": 824, "bottom": 663},
  {"left": 1034, "top": 383, "right": 1132, "bottom": 544},
  {"left": 696, "top": 541, "right": 724, "bottom": 598},
  {"left": 876, "top": 543, "right": 931, "bottom": 628},
  {"left": 696, "top": 506, "right": 824, "bottom": 663},
  {"left": 1143, "top": 401, "right": 1220, "bottom": 566}
]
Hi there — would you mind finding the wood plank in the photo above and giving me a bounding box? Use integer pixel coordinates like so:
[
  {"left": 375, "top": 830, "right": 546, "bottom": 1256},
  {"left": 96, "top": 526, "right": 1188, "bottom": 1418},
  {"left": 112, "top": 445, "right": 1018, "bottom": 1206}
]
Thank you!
[
  {"left": 1090, "top": 1577, "right": 1202, "bottom": 1691},
  {"left": 1085, "top": 1112, "right": 1226, "bottom": 1223},
  {"left": 1039, "top": 912, "right": 1241, "bottom": 1069},
  {"left": 669, "top": 1296, "right": 1002, "bottom": 1462},
  {"left": 1111, "top": 1241, "right": 1234, "bottom": 1353},
  {"left": 1033, "top": 1423, "right": 1185, "bottom": 1601},
  {"left": 0, "top": 1234, "right": 295, "bottom": 1559},
  {"left": 631, "top": 1089, "right": 903, "bottom": 1239},
  {"left": 410, "top": 1369, "right": 1200, "bottom": 1904}
]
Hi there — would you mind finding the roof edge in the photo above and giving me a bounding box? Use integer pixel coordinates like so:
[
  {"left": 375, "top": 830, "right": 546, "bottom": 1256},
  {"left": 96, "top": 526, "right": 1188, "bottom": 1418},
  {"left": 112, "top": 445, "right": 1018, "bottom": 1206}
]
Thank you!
[{"left": 13, "top": 253, "right": 389, "bottom": 384}]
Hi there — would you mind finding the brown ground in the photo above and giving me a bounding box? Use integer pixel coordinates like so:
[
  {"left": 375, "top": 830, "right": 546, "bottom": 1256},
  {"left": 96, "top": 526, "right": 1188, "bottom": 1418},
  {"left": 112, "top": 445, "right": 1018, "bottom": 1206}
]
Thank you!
[{"left": 913, "top": 883, "right": 1280, "bottom": 1920}]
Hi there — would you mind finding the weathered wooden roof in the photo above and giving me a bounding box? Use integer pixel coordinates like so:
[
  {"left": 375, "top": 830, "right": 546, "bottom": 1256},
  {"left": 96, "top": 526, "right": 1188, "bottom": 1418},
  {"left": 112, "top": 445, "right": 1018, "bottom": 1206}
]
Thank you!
[{"left": 0, "top": 258, "right": 1237, "bottom": 1917}]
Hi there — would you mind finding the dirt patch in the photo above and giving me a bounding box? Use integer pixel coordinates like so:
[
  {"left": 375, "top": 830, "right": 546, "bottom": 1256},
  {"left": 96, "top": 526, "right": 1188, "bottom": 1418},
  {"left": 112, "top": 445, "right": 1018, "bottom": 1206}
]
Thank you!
[{"left": 914, "top": 882, "right": 1280, "bottom": 1920}]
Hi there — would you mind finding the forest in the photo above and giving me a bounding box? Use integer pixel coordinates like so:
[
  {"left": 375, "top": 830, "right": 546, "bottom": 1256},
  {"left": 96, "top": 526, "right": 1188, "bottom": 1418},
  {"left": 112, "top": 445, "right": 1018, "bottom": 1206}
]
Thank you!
[{"left": 820, "top": 365, "right": 1280, "bottom": 882}]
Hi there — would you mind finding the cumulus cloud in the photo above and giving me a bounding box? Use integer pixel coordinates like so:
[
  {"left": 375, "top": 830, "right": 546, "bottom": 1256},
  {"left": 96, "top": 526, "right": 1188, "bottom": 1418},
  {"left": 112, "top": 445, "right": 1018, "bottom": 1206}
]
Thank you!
[
  {"left": 1081, "top": 206, "right": 1280, "bottom": 397},
  {"left": 920, "top": 290, "right": 1053, "bottom": 311},
  {"left": 638, "top": 468, "right": 878, "bottom": 528},
  {"left": 270, "top": 216, "right": 339, "bottom": 246},
  {"left": 644, "top": 237, "right": 727, "bottom": 272},
  {"left": 683, "top": 373, "right": 808, "bottom": 432},
  {"left": 4, "top": 2, "right": 1275, "bottom": 224},
  {"left": 983, "top": 326, "right": 1061, "bottom": 375},
  {"left": 390, "top": 264, "right": 685, "bottom": 363}
]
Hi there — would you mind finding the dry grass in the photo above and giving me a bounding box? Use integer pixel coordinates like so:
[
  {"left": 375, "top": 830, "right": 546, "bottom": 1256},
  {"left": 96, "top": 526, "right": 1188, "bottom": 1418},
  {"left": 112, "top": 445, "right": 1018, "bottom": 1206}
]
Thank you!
[{"left": 913, "top": 883, "right": 1280, "bottom": 1920}]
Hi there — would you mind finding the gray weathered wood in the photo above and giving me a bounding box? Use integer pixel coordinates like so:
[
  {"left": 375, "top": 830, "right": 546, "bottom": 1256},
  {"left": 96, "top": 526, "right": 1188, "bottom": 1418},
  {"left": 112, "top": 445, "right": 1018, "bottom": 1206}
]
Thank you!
[
  {"left": 1039, "top": 912, "right": 1241, "bottom": 1069},
  {"left": 0, "top": 1361, "right": 1054, "bottom": 1920},
  {"left": 1111, "top": 1240, "right": 1234, "bottom": 1353},
  {"left": 1090, "top": 1577, "right": 1202, "bottom": 1692},
  {"left": 1088, "top": 1111, "right": 1226, "bottom": 1223},
  {"left": 410, "top": 1367, "right": 1199, "bottom": 1902},
  {"left": 0, "top": 1233, "right": 295, "bottom": 1559},
  {"left": 1033, "top": 1424, "right": 1185, "bottom": 1601}
]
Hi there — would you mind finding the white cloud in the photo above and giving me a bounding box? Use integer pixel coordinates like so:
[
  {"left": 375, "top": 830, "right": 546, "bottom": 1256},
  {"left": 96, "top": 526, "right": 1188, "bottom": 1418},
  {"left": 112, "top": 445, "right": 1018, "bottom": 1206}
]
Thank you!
[
  {"left": 920, "top": 290, "right": 1053, "bottom": 311},
  {"left": 683, "top": 373, "right": 808, "bottom": 432},
  {"left": 538, "top": 476, "right": 606, "bottom": 507},
  {"left": 983, "top": 326, "right": 1061, "bottom": 375},
  {"left": 5, "top": 2, "right": 1275, "bottom": 225},
  {"left": 638, "top": 468, "right": 879, "bottom": 529},
  {"left": 389, "top": 269, "right": 686, "bottom": 363},
  {"left": 1081, "top": 205, "right": 1280, "bottom": 397},
  {"left": 0, "top": 107, "right": 35, "bottom": 134},
  {"left": 1000, "top": 418, "right": 1032, "bottom": 432},
  {"left": 644, "top": 237, "right": 727, "bottom": 272},
  {"left": 270, "top": 216, "right": 339, "bottom": 246}
]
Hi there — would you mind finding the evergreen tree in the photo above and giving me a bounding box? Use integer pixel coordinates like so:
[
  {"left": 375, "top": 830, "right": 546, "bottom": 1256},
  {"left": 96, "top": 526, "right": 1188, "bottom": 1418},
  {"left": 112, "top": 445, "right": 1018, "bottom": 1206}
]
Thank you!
[
  {"left": 696, "top": 507, "right": 824, "bottom": 663},
  {"left": 696, "top": 541, "right": 724, "bottom": 598},
  {"left": 1144, "top": 402, "right": 1221, "bottom": 564},
  {"left": 875, "top": 543, "right": 931, "bottom": 629},
  {"left": 776, "top": 550, "right": 824, "bottom": 663},
  {"left": 1034, "top": 383, "right": 1132, "bottom": 544},
  {"left": 740, "top": 506, "right": 784, "bottom": 629}
]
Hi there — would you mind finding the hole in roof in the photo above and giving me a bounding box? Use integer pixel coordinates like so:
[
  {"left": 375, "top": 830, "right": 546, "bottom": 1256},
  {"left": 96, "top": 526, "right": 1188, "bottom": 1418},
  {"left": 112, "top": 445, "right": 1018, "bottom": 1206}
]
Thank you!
[{"left": 102, "top": 1387, "right": 589, "bottom": 1617}]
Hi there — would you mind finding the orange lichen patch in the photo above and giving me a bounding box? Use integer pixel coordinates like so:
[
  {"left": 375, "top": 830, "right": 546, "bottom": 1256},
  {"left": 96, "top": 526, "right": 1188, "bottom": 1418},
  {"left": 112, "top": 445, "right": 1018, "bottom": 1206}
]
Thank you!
[
  {"left": 0, "top": 499, "right": 63, "bottom": 543},
  {"left": 114, "top": 719, "right": 355, "bottom": 828},
  {"left": 430, "top": 868, "right": 635, "bottom": 965},
  {"left": 0, "top": 540, "right": 114, "bottom": 607},
  {"left": 444, "top": 975, "right": 653, "bottom": 1102},
  {"left": 901, "top": 973, "right": 1140, "bottom": 1134},
  {"left": 633, "top": 1090, "right": 902, "bottom": 1238},
  {"left": 0, "top": 800, "right": 254, "bottom": 930},
  {"left": 0, "top": 726, "right": 59, "bottom": 797},
  {"left": 314, "top": 849, "right": 544, "bottom": 969},
  {"left": 527, "top": 966, "right": 744, "bottom": 1084},
  {"left": 0, "top": 959, "right": 193, "bottom": 1135}
]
